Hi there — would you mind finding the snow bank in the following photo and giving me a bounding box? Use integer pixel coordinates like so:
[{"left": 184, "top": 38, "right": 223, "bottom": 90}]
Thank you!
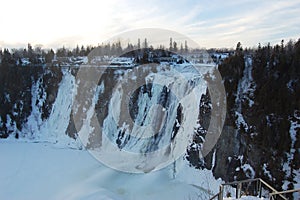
[{"left": 0, "top": 141, "right": 222, "bottom": 200}]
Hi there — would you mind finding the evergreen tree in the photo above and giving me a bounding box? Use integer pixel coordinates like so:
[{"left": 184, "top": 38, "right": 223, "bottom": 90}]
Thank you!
[
  {"left": 75, "top": 45, "right": 80, "bottom": 56},
  {"left": 137, "top": 38, "right": 141, "bottom": 49},
  {"left": 126, "top": 43, "right": 134, "bottom": 52},
  {"left": 173, "top": 41, "right": 178, "bottom": 52},
  {"left": 80, "top": 45, "right": 86, "bottom": 56},
  {"left": 115, "top": 41, "right": 122, "bottom": 55},
  {"left": 141, "top": 50, "right": 148, "bottom": 63},
  {"left": 169, "top": 37, "right": 173, "bottom": 51},
  {"left": 45, "top": 49, "right": 55, "bottom": 63},
  {"left": 111, "top": 43, "right": 116, "bottom": 55},
  {"left": 2, "top": 49, "right": 14, "bottom": 64},
  {"left": 104, "top": 43, "right": 111, "bottom": 56},
  {"left": 236, "top": 42, "right": 243, "bottom": 52},
  {"left": 27, "top": 43, "right": 35, "bottom": 63},
  {"left": 0, "top": 49, "right": 2, "bottom": 63},
  {"left": 86, "top": 46, "right": 92, "bottom": 56},
  {"left": 143, "top": 38, "right": 148, "bottom": 49},
  {"left": 184, "top": 40, "right": 188, "bottom": 53},
  {"left": 180, "top": 43, "right": 184, "bottom": 54},
  {"left": 56, "top": 46, "right": 67, "bottom": 57}
]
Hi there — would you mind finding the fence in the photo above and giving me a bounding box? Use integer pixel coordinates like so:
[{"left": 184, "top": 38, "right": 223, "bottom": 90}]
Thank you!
[{"left": 209, "top": 178, "right": 298, "bottom": 200}]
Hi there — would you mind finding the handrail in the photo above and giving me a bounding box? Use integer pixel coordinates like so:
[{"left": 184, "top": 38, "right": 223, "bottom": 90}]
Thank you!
[
  {"left": 270, "top": 188, "right": 300, "bottom": 196},
  {"left": 258, "top": 178, "right": 279, "bottom": 192},
  {"left": 258, "top": 178, "right": 287, "bottom": 200},
  {"left": 218, "top": 178, "right": 287, "bottom": 200},
  {"left": 209, "top": 192, "right": 220, "bottom": 200},
  {"left": 222, "top": 178, "right": 260, "bottom": 186},
  {"left": 208, "top": 178, "right": 296, "bottom": 200}
]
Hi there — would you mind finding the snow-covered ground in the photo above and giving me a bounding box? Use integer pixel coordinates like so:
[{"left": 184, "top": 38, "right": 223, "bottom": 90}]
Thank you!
[{"left": 0, "top": 140, "right": 222, "bottom": 200}]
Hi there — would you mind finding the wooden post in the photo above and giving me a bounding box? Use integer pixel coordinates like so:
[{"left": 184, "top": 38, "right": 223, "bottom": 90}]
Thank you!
[
  {"left": 236, "top": 183, "right": 242, "bottom": 199},
  {"left": 218, "top": 185, "right": 223, "bottom": 200},
  {"left": 258, "top": 180, "right": 262, "bottom": 198}
]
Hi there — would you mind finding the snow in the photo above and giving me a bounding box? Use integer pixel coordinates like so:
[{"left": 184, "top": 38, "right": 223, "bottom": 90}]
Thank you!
[
  {"left": 241, "top": 164, "right": 255, "bottom": 179},
  {"left": 77, "top": 83, "right": 103, "bottom": 147},
  {"left": 21, "top": 58, "right": 31, "bottom": 66},
  {"left": 41, "top": 70, "right": 78, "bottom": 145},
  {"left": 235, "top": 111, "right": 249, "bottom": 131},
  {"left": 286, "top": 79, "right": 297, "bottom": 92},
  {"left": 6, "top": 114, "right": 17, "bottom": 134},
  {"left": 235, "top": 56, "right": 255, "bottom": 108},
  {"left": 111, "top": 57, "right": 134, "bottom": 66},
  {"left": 87, "top": 64, "right": 210, "bottom": 173},
  {"left": 213, "top": 53, "right": 229, "bottom": 61},
  {"left": 282, "top": 110, "right": 300, "bottom": 198},
  {"left": 212, "top": 149, "right": 216, "bottom": 170},
  {"left": 262, "top": 163, "right": 273, "bottom": 181},
  {"left": 23, "top": 77, "right": 47, "bottom": 138},
  {"left": 233, "top": 57, "right": 257, "bottom": 133},
  {"left": 23, "top": 69, "right": 81, "bottom": 148},
  {"left": 293, "top": 169, "right": 300, "bottom": 191},
  {"left": 0, "top": 140, "right": 223, "bottom": 200}
]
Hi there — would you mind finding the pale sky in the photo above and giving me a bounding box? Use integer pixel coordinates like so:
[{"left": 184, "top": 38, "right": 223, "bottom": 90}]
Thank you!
[{"left": 0, "top": 0, "right": 300, "bottom": 49}]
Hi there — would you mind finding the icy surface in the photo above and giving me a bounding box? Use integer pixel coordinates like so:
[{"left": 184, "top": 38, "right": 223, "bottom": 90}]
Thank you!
[
  {"left": 235, "top": 56, "right": 255, "bottom": 108},
  {"left": 235, "top": 111, "right": 249, "bottom": 131},
  {"left": 0, "top": 141, "right": 222, "bottom": 200},
  {"left": 23, "top": 69, "right": 81, "bottom": 148},
  {"left": 76, "top": 64, "right": 212, "bottom": 173}
]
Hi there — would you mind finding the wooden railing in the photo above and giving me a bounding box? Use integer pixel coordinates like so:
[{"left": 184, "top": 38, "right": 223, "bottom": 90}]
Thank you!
[
  {"left": 209, "top": 191, "right": 220, "bottom": 200},
  {"left": 270, "top": 188, "right": 300, "bottom": 200},
  {"left": 209, "top": 178, "right": 296, "bottom": 200}
]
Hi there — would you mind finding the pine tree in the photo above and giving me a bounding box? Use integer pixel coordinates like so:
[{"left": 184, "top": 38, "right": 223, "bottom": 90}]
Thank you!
[
  {"left": 116, "top": 41, "right": 122, "bottom": 55},
  {"left": 2, "top": 49, "right": 14, "bottom": 64},
  {"left": 0, "top": 49, "right": 2, "bottom": 64},
  {"left": 80, "top": 45, "right": 86, "bottom": 56},
  {"left": 56, "top": 46, "right": 67, "bottom": 57},
  {"left": 173, "top": 41, "right": 178, "bottom": 52},
  {"left": 137, "top": 38, "right": 141, "bottom": 49},
  {"left": 180, "top": 43, "right": 184, "bottom": 54},
  {"left": 27, "top": 43, "right": 35, "bottom": 63},
  {"left": 75, "top": 45, "right": 80, "bottom": 57},
  {"left": 143, "top": 38, "right": 148, "bottom": 49},
  {"left": 86, "top": 46, "right": 92, "bottom": 55},
  {"left": 184, "top": 40, "right": 188, "bottom": 53},
  {"left": 169, "top": 37, "right": 173, "bottom": 51},
  {"left": 45, "top": 49, "right": 55, "bottom": 63}
]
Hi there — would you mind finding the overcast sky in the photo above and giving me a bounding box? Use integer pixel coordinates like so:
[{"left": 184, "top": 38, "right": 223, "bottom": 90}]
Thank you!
[{"left": 0, "top": 0, "right": 300, "bottom": 49}]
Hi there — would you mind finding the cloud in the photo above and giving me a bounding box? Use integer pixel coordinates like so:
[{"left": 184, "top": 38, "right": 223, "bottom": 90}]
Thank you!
[
  {"left": 0, "top": 0, "right": 299, "bottom": 48},
  {"left": 179, "top": 0, "right": 300, "bottom": 47}
]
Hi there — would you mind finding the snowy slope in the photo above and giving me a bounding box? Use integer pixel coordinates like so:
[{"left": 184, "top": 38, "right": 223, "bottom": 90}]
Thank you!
[{"left": 0, "top": 141, "right": 222, "bottom": 200}]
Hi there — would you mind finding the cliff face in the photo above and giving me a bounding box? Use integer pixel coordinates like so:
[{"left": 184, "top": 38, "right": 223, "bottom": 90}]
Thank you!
[
  {"left": 0, "top": 65, "right": 62, "bottom": 139},
  {"left": 206, "top": 42, "right": 300, "bottom": 193},
  {"left": 0, "top": 41, "right": 299, "bottom": 193}
]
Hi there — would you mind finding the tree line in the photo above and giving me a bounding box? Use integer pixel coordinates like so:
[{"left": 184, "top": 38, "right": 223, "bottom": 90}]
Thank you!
[{"left": 0, "top": 38, "right": 192, "bottom": 66}]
